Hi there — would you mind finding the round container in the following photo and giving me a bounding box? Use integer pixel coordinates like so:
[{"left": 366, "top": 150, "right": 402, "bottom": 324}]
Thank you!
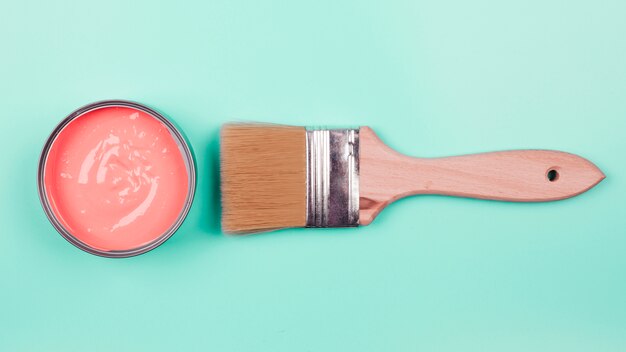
[{"left": 38, "top": 100, "right": 196, "bottom": 257}]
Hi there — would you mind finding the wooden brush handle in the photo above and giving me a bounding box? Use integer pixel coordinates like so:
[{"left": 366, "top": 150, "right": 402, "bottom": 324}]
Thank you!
[{"left": 359, "top": 127, "right": 605, "bottom": 225}]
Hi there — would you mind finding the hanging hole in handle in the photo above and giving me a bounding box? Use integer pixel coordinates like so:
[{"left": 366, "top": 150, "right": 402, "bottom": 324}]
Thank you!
[{"left": 547, "top": 169, "right": 559, "bottom": 182}]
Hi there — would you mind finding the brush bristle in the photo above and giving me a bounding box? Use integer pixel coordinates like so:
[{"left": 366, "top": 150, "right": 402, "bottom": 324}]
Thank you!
[{"left": 220, "top": 124, "right": 307, "bottom": 234}]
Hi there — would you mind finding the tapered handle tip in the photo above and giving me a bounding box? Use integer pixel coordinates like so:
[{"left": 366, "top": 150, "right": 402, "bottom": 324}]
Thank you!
[{"left": 543, "top": 151, "right": 605, "bottom": 200}]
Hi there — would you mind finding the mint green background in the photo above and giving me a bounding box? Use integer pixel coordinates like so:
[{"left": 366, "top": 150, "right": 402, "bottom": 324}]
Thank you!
[{"left": 1, "top": 0, "right": 625, "bottom": 350}]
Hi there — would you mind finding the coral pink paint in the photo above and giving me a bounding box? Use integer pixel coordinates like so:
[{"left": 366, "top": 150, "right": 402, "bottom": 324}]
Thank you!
[{"left": 43, "top": 106, "right": 190, "bottom": 253}]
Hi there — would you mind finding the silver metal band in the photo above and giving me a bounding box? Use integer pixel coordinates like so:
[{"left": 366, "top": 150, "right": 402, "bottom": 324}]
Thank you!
[{"left": 306, "top": 128, "right": 360, "bottom": 227}]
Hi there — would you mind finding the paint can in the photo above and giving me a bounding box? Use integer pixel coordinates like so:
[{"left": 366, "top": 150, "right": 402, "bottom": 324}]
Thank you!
[{"left": 38, "top": 100, "right": 196, "bottom": 257}]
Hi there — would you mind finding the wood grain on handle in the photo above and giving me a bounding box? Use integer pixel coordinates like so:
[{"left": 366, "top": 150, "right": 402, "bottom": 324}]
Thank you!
[{"left": 359, "top": 127, "right": 605, "bottom": 225}]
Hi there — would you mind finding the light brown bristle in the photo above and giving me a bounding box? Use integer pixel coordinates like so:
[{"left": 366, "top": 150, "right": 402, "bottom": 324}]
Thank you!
[{"left": 220, "top": 124, "right": 307, "bottom": 233}]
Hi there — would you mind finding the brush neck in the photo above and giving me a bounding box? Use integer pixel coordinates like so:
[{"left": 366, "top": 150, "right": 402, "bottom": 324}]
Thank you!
[{"left": 305, "top": 128, "right": 360, "bottom": 227}]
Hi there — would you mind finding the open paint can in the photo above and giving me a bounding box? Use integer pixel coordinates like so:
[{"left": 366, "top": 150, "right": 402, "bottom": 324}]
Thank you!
[{"left": 38, "top": 100, "right": 196, "bottom": 257}]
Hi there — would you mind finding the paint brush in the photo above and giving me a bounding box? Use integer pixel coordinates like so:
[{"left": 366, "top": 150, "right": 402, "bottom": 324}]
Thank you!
[{"left": 220, "top": 124, "right": 605, "bottom": 234}]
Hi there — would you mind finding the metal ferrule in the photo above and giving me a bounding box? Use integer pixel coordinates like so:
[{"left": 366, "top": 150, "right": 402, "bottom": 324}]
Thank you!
[{"left": 305, "top": 128, "right": 360, "bottom": 227}]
